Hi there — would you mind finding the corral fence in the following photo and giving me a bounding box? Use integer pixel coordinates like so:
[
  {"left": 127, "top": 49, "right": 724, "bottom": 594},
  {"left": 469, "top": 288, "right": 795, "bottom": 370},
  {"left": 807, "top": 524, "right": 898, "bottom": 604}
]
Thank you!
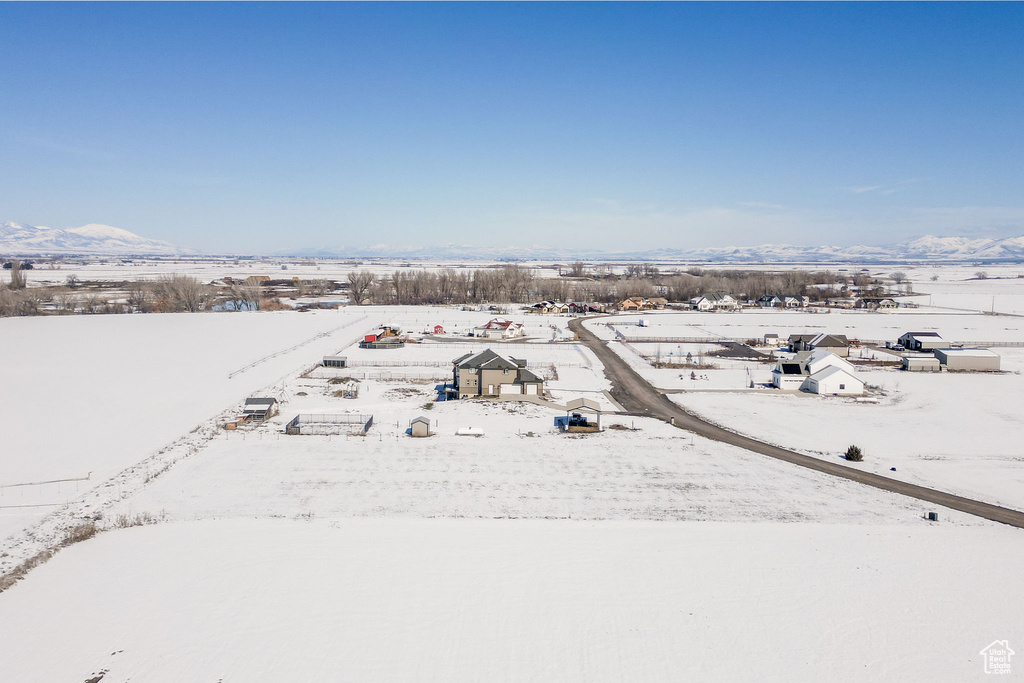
[{"left": 285, "top": 413, "right": 374, "bottom": 436}]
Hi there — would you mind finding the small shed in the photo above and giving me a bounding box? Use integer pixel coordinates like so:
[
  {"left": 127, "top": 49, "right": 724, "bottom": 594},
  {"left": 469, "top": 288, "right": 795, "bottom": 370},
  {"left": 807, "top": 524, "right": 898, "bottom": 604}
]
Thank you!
[
  {"left": 323, "top": 355, "right": 347, "bottom": 368},
  {"left": 410, "top": 416, "right": 431, "bottom": 437},
  {"left": 242, "top": 397, "right": 278, "bottom": 422},
  {"left": 934, "top": 348, "right": 1000, "bottom": 371},
  {"left": 902, "top": 354, "right": 941, "bottom": 372}
]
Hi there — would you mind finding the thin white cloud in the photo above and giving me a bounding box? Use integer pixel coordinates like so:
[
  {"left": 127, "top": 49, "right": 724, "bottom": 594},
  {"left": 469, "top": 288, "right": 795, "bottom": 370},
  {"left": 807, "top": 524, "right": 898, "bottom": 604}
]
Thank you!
[{"left": 738, "top": 201, "right": 787, "bottom": 210}]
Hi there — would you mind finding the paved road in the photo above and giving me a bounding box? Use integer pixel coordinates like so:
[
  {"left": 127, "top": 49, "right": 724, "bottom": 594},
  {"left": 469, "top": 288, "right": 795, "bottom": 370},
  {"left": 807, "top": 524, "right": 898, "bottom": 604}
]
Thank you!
[{"left": 569, "top": 317, "right": 1024, "bottom": 529}]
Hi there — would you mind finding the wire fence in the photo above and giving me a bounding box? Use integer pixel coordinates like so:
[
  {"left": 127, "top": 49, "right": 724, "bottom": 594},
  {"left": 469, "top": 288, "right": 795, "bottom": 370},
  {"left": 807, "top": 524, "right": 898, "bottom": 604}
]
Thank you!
[{"left": 285, "top": 413, "right": 374, "bottom": 435}]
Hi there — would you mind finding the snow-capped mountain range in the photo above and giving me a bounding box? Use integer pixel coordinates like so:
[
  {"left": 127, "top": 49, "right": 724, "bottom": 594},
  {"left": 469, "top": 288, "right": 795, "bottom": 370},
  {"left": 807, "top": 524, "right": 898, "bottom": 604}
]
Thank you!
[
  {"left": 0, "top": 221, "right": 184, "bottom": 256},
  {"left": 286, "top": 234, "right": 1024, "bottom": 262},
  {"left": 4, "top": 219, "right": 1024, "bottom": 261}
]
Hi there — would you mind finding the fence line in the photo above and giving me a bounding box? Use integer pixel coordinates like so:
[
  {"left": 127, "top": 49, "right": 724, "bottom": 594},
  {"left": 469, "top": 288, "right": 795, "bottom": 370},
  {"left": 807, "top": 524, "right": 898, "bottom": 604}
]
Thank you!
[
  {"left": 227, "top": 314, "right": 369, "bottom": 379},
  {"left": 617, "top": 336, "right": 726, "bottom": 343},
  {"left": 0, "top": 473, "right": 91, "bottom": 490}
]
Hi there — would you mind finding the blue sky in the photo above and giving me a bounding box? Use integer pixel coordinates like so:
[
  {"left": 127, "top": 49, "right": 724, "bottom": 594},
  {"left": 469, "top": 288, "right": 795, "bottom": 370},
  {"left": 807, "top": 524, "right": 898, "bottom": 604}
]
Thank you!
[{"left": 1, "top": 3, "right": 1022, "bottom": 253}]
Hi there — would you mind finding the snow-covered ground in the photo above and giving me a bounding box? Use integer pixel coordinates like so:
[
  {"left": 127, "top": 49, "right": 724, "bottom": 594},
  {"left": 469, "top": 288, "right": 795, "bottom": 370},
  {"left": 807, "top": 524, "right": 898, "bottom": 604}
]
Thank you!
[
  {"left": 670, "top": 350, "right": 1024, "bottom": 511},
  {"left": 3, "top": 301, "right": 1024, "bottom": 681},
  {"left": 601, "top": 308, "right": 1024, "bottom": 345},
  {"left": 0, "top": 308, "right": 378, "bottom": 537},
  {"left": 0, "top": 306, "right": 574, "bottom": 540},
  {"left": 0, "top": 257, "right": 565, "bottom": 288},
  {"left": 586, "top": 313, "right": 1024, "bottom": 510},
  {"left": 902, "top": 264, "right": 1024, "bottom": 315},
  {"left": 2, "top": 518, "right": 1022, "bottom": 682}
]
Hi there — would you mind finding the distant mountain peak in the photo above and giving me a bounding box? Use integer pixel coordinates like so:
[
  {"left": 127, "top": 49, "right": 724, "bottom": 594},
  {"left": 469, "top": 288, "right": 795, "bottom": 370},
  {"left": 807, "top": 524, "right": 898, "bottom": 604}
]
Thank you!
[
  {"left": 278, "top": 233, "right": 1024, "bottom": 262},
  {"left": 0, "top": 221, "right": 186, "bottom": 256}
]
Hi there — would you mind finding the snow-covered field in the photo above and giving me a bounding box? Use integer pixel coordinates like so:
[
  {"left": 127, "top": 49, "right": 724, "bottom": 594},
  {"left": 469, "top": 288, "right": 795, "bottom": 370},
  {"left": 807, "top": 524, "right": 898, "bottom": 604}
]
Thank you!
[
  {"left": 0, "top": 306, "right": 574, "bottom": 540},
  {"left": 3, "top": 296, "right": 1024, "bottom": 681},
  {"left": 602, "top": 307, "right": 1024, "bottom": 344},
  {"left": 0, "top": 308, "right": 377, "bottom": 538},
  {"left": 2, "top": 518, "right": 1022, "bottom": 682},
  {"left": 669, "top": 350, "right": 1024, "bottom": 511},
  {"left": 0, "top": 257, "right": 565, "bottom": 288},
  {"left": 902, "top": 264, "right": 1024, "bottom": 315},
  {"left": 585, "top": 312, "right": 1024, "bottom": 510}
]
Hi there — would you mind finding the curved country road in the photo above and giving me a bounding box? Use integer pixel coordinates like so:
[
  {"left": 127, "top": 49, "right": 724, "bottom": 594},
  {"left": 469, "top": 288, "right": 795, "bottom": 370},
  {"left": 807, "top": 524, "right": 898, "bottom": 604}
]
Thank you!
[{"left": 569, "top": 317, "right": 1024, "bottom": 529}]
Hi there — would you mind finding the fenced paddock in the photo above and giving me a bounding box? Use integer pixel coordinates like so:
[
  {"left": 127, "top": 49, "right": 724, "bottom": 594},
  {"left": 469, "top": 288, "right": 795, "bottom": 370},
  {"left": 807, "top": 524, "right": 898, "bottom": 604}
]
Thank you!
[{"left": 285, "top": 413, "right": 374, "bottom": 436}]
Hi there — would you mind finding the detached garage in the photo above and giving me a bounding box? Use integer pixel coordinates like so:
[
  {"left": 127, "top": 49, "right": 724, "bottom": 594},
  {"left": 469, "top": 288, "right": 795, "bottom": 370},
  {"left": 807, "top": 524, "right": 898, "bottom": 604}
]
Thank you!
[
  {"left": 934, "top": 348, "right": 1001, "bottom": 371},
  {"left": 805, "top": 366, "right": 864, "bottom": 396}
]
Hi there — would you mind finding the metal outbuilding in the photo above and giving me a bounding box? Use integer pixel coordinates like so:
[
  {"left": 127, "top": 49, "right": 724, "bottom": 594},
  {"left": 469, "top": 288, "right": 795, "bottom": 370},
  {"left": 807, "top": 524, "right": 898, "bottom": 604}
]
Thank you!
[
  {"left": 934, "top": 348, "right": 1001, "bottom": 371},
  {"left": 902, "top": 354, "right": 941, "bottom": 372}
]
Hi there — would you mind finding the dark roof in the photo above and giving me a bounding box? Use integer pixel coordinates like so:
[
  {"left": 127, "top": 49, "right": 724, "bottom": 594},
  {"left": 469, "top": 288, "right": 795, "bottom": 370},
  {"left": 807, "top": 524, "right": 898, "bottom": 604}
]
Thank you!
[
  {"left": 244, "top": 397, "right": 277, "bottom": 407},
  {"left": 902, "top": 332, "right": 942, "bottom": 338},
  {"left": 810, "top": 334, "right": 850, "bottom": 347},
  {"left": 517, "top": 367, "right": 543, "bottom": 383},
  {"left": 454, "top": 349, "right": 519, "bottom": 371},
  {"left": 788, "top": 334, "right": 816, "bottom": 342},
  {"left": 781, "top": 363, "right": 804, "bottom": 375}
]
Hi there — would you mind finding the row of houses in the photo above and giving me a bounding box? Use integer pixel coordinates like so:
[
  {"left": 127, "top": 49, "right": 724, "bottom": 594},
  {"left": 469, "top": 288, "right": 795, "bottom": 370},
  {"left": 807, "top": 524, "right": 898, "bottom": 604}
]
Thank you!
[
  {"left": 618, "top": 297, "right": 669, "bottom": 311},
  {"left": 527, "top": 301, "right": 608, "bottom": 315}
]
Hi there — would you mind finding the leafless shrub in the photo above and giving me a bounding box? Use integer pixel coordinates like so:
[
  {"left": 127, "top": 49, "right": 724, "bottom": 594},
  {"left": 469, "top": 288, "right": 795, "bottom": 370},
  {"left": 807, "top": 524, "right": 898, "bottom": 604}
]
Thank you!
[
  {"left": 113, "top": 511, "right": 162, "bottom": 528},
  {"left": 61, "top": 522, "right": 98, "bottom": 547},
  {"left": 53, "top": 289, "right": 78, "bottom": 314},
  {"left": 0, "top": 549, "right": 55, "bottom": 593}
]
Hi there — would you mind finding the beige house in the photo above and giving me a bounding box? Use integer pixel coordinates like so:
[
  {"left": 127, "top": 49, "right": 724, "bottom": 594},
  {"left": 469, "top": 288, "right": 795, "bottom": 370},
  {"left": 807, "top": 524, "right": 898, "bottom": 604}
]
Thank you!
[{"left": 452, "top": 349, "right": 544, "bottom": 399}]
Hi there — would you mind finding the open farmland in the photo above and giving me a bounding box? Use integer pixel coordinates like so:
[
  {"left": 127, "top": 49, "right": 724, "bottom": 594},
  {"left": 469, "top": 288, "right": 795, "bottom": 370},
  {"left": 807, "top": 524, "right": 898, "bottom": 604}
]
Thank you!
[
  {"left": 2, "top": 276, "right": 1024, "bottom": 682},
  {"left": 2, "top": 519, "right": 1022, "bottom": 682}
]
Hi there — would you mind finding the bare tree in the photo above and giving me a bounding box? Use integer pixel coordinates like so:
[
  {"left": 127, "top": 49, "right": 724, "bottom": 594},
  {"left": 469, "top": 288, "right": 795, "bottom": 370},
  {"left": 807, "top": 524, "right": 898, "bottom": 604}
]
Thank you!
[
  {"left": 126, "top": 282, "right": 153, "bottom": 312},
  {"left": 8, "top": 260, "right": 26, "bottom": 290},
  {"left": 53, "top": 289, "right": 78, "bottom": 314},
  {"left": 154, "top": 274, "right": 208, "bottom": 312},
  {"left": 347, "top": 271, "right": 375, "bottom": 305},
  {"left": 890, "top": 271, "right": 907, "bottom": 284},
  {"left": 231, "top": 282, "right": 263, "bottom": 311}
]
